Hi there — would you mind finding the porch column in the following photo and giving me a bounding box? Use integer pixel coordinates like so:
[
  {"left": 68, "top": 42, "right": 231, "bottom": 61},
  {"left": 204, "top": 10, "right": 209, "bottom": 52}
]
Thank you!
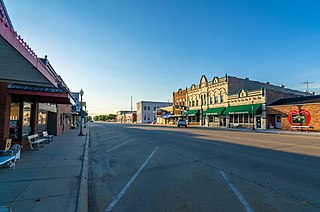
[
  {"left": 31, "top": 98, "right": 39, "bottom": 134},
  {"left": 0, "top": 82, "right": 11, "bottom": 149}
]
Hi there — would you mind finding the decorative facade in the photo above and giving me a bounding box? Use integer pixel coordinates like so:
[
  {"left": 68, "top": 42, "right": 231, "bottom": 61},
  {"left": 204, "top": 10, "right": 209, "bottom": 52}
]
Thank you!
[{"left": 176, "top": 74, "right": 308, "bottom": 129}]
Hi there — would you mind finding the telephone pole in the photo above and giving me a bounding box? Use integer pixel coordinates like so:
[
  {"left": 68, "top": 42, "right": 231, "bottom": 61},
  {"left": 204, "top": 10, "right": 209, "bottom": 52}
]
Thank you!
[{"left": 301, "top": 81, "right": 314, "bottom": 94}]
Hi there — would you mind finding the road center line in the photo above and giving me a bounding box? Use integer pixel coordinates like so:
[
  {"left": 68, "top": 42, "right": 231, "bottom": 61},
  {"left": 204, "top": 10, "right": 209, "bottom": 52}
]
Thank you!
[
  {"left": 219, "top": 170, "right": 254, "bottom": 212},
  {"left": 105, "top": 147, "right": 159, "bottom": 211},
  {"left": 106, "top": 139, "right": 134, "bottom": 153}
]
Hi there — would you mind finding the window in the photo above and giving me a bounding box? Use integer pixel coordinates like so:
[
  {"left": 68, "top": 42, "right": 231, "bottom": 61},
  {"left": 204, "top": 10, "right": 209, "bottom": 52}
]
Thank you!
[
  {"left": 148, "top": 117, "right": 150, "bottom": 120},
  {"left": 154, "top": 107, "right": 156, "bottom": 111},
  {"left": 10, "top": 102, "right": 20, "bottom": 140},
  {"left": 144, "top": 106, "right": 146, "bottom": 110},
  {"left": 23, "top": 102, "right": 32, "bottom": 136},
  {"left": 214, "top": 96, "right": 218, "bottom": 104},
  {"left": 239, "top": 114, "right": 244, "bottom": 123},
  {"left": 196, "top": 100, "right": 198, "bottom": 106},
  {"left": 210, "top": 97, "right": 212, "bottom": 104},
  {"left": 244, "top": 114, "right": 249, "bottom": 123},
  {"left": 38, "top": 110, "right": 48, "bottom": 132},
  {"left": 229, "top": 114, "right": 234, "bottom": 123},
  {"left": 220, "top": 95, "right": 224, "bottom": 102},
  {"left": 234, "top": 114, "right": 239, "bottom": 123},
  {"left": 214, "top": 116, "right": 219, "bottom": 123},
  {"left": 148, "top": 106, "right": 150, "bottom": 110},
  {"left": 144, "top": 116, "right": 146, "bottom": 120}
]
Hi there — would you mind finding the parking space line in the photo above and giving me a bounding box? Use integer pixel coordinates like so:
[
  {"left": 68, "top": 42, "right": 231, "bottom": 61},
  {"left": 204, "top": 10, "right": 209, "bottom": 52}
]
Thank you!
[
  {"left": 106, "top": 139, "right": 134, "bottom": 153},
  {"left": 105, "top": 147, "right": 159, "bottom": 211},
  {"left": 219, "top": 170, "right": 254, "bottom": 212}
]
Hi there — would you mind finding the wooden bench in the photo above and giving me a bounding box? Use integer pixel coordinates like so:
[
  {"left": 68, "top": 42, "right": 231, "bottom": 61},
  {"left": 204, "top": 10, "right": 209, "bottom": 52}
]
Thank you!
[
  {"left": 42, "top": 131, "right": 54, "bottom": 143},
  {"left": 0, "top": 150, "right": 16, "bottom": 169},
  {"left": 27, "top": 134, "right": 46, "bottom": 150}
]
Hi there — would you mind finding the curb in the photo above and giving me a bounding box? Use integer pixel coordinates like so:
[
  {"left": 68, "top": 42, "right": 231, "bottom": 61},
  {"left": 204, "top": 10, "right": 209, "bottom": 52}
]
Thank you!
[
  {"left": 76, "top": 128, "right": 90, "bottom": 212},
  {"left": 111, "top": 122, "right": 320, "bottom": 137}
]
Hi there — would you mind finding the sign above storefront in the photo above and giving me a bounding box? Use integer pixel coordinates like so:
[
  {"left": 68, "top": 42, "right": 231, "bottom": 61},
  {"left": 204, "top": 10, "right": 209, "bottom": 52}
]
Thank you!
[{"left": 288, "top": 109, "right": 311, "bottom": 126}]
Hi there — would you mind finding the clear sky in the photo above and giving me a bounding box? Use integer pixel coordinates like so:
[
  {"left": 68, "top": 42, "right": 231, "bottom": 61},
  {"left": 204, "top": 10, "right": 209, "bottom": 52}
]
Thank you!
[{"left": 5, "top": 0, "right": 320, "bottom": 115}]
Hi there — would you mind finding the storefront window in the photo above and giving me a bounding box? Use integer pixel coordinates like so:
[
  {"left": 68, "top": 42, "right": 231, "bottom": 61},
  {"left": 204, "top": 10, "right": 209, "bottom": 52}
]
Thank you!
[
  {"left": 10, "top": 102, "right": 20, "bottom": 140},
  {"left": 229, "top": 114, "right": 234, "bottom": 123},
  {"left": 22, "top": 102, "right": 32, "bottom": 137},
  {"left": 213, "top": 116, "right": 219, "bottom": 123},
  {"left": 38, "top": 110, "right": 48, "bottom": 132},
  {"left": 239, "top": 114, "right": 244, "bottom": 123},
  {"left": 234, "top": 114, "right": 239, "bottom": 123},
  {"left": 244, "top": 114, "right": 249, "bottom": 123}
]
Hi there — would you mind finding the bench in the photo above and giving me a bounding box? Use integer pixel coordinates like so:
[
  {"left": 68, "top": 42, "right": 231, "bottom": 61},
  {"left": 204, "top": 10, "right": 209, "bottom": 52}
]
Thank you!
[
  {"left": 291, "top": 126, "right": 314, "bottom": 132},
  {"left": 42, "top": 131, "right": 54, "bottom": 143},
  {"left": 0, "top": 150, "right": 16, "bottom": 169},
  {"left": 27, "top": 134, "right": 46, "bottom": 150}
]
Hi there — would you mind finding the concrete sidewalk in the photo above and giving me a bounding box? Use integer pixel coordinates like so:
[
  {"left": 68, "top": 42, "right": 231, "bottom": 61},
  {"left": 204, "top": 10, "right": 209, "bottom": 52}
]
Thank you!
[{"left": 0, "top": 128, "right": 89, "bottom": 212}]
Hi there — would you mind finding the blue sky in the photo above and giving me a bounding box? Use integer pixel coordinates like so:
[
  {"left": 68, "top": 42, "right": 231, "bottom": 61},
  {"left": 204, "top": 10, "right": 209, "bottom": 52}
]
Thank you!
[{"left": 5, "top": 0, "right": 320, "bottom": 115}]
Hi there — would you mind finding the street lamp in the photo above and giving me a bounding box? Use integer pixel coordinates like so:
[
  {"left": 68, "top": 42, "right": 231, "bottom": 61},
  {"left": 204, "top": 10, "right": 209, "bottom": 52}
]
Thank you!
[{"left": 78, "top": 89, "right": 84, "bottom": 136}]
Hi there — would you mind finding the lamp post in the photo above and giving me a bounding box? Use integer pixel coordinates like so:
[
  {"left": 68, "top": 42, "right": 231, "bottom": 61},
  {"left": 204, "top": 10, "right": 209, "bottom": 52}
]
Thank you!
[
  {"left": 78, "top": 89, "right": 84, "bottom": 136},
  {"left": 252, "top": 100, "right": 255, "bottom": 130}
]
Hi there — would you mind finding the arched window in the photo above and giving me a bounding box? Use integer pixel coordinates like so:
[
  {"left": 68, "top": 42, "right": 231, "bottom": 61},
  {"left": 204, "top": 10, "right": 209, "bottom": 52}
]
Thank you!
[{"left": 220, "top": 90, "right": 224, "bottom": 102}]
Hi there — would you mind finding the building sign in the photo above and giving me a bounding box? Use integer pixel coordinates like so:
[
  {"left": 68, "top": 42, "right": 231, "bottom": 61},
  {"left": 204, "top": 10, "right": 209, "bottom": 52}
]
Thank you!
[
  {"left": 5, "top": 139, "right": 11, "bottom": 150},
  {"left": 71, "top": 92, "right": 81, "bottom": 112},
  {"left": 288, "top": 109, "right": 311, "bottom": 126}
]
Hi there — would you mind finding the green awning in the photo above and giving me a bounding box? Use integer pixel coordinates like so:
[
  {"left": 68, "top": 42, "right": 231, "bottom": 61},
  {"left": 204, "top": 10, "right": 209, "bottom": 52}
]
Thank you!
[
  {"left": 223, "top": 104, "right": 262, "bottom": 115},
  {"left": 204, "top": 107, "right": 226, "bottom": 116},
  {"left": 185, "top": 110, "right": 199, "bottom": 116}
]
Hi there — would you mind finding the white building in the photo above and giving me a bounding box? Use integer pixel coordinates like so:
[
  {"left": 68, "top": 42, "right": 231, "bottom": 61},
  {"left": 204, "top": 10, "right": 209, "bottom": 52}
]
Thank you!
[{"left": 137, "top": 101, "right": 172, "bottom": 124}]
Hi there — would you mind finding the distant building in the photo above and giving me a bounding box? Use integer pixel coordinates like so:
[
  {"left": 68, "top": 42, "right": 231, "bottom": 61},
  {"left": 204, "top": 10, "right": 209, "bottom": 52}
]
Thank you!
[
  {"left": 172, "top": 88, "right": 187, "bottom": 124},
  {"left": 116, "top": 111, "right": 136, "bottom": 123},
  {"left": 137, "top": 101, "right": 172, "bottom": 124},
  {"left": 156, "top": 106, "right": 174, "bottom": 125}
]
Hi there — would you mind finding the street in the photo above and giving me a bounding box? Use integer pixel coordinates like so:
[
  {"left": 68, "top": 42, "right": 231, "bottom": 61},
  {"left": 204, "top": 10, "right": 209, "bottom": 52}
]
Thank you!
[{"left": 88, "top": 122, "right": 320, "bottom": 211}]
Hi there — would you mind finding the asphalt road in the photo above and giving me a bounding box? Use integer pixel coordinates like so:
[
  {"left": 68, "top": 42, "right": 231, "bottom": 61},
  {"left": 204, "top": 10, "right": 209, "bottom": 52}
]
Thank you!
[{"left": 88, "top": 122, "right": 320, "bottom": 212}]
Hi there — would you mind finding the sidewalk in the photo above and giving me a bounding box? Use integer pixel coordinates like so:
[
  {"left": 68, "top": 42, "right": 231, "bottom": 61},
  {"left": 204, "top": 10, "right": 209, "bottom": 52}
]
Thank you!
[{"left": 0, "top": 127, "right": 89, "bottom": 212}]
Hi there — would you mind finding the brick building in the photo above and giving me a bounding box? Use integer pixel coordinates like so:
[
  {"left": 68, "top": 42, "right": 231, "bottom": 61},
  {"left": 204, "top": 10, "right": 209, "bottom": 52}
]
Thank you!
[
  {"left": 172, "top": 88, "right": 187, "bottom": 124},
  {"left": 267, "top": 95, "right": 320, "bottom": 131}
]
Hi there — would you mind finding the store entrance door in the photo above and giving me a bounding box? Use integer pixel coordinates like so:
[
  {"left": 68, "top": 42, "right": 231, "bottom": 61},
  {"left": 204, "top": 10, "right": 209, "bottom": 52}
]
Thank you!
[
  {"left": 219, "top": 117, "right": 227, "bottom": 127},
  {"left": 275, "top": 115, "right": 281, "bottom": 128},
  {"left": 256, "top": 116, "right": 262, "bottom": 129}
]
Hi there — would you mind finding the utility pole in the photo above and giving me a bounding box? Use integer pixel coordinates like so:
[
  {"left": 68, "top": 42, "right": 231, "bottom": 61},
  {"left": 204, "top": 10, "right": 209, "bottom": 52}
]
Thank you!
[
  {"left": 131, "top": 96, "right": 133, "bottom": 123},
  {"left": 301, "top": 81, "right": 314, "bottom": 94}
]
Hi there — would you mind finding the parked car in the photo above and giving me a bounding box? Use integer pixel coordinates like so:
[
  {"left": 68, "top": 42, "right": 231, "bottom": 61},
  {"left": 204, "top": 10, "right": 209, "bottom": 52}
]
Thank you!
[{"left": 177, "top": 119, "right": 187, "bottom": 127}]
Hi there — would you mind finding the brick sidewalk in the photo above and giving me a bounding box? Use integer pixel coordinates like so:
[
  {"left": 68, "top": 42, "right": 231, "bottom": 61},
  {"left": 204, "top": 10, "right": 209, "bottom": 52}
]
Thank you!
[{"left": 0, "top": 128, "right": 88, "bottom": 212}]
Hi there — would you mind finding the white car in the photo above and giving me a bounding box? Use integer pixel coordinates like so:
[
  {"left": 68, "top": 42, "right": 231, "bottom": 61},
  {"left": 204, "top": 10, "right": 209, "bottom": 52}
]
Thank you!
[{"left": 177, "top": 119, "right": 187, "bottom": 127}]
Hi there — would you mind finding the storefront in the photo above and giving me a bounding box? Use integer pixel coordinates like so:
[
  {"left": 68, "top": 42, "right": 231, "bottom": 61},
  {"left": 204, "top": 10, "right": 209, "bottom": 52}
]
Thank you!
[
  {"left": 204, "top": 107, "right": 226, "bottom": 127},
  {"left": 185, "top": 110, "right": 200, "bottom": 125},
  {"left": 267, "top": 95, "right": 320, "bottom": 131},
  {"left": 224, "top": 104, "right": 262, "bottom": 129}
]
